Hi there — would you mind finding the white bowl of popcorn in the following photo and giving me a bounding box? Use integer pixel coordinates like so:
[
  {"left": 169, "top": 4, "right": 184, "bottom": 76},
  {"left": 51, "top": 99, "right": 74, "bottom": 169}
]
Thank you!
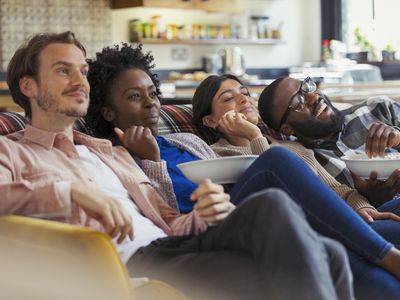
[{"left": 341, "top": 152, "right": 400, "bottom": 179}]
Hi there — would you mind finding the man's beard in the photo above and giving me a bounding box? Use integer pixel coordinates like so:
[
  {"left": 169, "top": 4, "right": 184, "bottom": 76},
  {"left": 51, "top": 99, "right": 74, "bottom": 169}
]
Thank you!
[
  {"left": 37, "top": 89, "right": 88, "bottom": 118},
  {"left": 291, "top": 106, "right": 344, "bottom": 140}
]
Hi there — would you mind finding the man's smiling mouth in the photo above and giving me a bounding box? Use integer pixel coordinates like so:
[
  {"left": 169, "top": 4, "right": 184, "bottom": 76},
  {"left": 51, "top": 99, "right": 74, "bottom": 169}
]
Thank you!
[{"left": 314, "top": 98, "right": 328, "bottom": 117}]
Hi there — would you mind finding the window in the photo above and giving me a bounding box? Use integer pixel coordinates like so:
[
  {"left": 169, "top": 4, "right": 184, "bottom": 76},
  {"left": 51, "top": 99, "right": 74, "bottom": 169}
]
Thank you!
[{"left": 342, "top": 0, "right": 400, "bottom": 53}]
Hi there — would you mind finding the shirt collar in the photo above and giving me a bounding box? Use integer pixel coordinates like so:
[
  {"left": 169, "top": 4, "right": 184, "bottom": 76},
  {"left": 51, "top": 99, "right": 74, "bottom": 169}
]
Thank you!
[{"left": 23, "top": 124, "right": 113, "bottom": 153}]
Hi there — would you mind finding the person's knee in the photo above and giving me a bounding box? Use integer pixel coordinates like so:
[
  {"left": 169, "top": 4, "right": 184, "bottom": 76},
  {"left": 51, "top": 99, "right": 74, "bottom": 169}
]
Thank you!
[
  {"left": 260, "top": 146, "right": 294, "bottom": 162},
  {"left": 242, "top": 188, "right": 301, "bottom": 215},
  {"left": 322, "top": 237, "right": 351, "bottom": 273}
]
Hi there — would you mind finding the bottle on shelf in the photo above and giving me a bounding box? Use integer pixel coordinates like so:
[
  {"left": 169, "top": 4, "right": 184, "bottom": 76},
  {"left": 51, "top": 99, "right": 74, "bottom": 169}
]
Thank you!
[
  {"left": 321, "top": 39, "right": 331, "bottom": 63},
  {"left": 250, "top": 16, "right": 270, "bottom": 39},
  {"left": 129, "top": 19, "right": 141, "bottom": 42}
]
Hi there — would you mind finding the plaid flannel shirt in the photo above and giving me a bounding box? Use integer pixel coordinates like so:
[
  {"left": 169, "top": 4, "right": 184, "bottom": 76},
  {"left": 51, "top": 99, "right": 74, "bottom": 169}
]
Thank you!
[{"left": 304, "top": 96, "right": 400, "bottom": 187}]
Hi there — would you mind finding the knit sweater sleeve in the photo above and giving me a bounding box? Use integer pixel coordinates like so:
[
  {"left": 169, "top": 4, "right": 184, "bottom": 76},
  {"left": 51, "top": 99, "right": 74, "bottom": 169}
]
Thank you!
[
  {"left": 140, "top": 159, "right": 179, "bottom": 211},
  {"left": 250, "top": 136, "right": 270, "bottom": 154},
  {"left": 211, "top": 137, "right": 269, "bottom": 156},
  {"left": 140, "top": 133, "right": 217, "bottom": 211},
  {"left": 277, "top": 141, "right": 376, "bottom": 212},
  {"left": 166, "top": 133, "right": 217, "bottom": 160}
]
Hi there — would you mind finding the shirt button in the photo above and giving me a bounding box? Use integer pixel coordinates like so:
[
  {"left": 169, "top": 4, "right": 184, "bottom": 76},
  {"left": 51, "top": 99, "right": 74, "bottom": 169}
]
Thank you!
[{"left": 88, "top": 178, "right": 94, "bottom": 182}]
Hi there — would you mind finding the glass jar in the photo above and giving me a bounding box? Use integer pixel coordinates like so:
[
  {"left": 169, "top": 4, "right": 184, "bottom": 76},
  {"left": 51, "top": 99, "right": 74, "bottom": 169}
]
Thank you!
[
  {"left": 129, "top": 19, "right": 141, "bottom": 42},
  {"left": 250, "top": 15, "right": 269, "bottom": 39}
]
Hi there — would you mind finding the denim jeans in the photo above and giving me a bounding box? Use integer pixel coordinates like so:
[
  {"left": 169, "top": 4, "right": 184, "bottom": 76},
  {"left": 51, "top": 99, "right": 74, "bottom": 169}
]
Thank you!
[{"left": 229, "top": 146, "right": 400, "bottom": 299}]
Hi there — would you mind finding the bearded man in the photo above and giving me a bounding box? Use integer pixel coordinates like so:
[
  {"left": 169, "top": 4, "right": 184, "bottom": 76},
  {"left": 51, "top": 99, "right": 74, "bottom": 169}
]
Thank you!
[{"left": 259, "top": 76, "right": 400, "bottom": 207}]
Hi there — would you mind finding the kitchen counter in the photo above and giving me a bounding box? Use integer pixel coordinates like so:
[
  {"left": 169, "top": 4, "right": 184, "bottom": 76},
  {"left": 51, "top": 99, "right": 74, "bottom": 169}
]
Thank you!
[
  {"left": 3, "top": 79, "right": 400, "bottom": 110},
  {"left": 161, "top": 78, "right": 273, "bottom": 104},
  {"left": 320, "top": 81, "right": 400, "bottom": 104}
]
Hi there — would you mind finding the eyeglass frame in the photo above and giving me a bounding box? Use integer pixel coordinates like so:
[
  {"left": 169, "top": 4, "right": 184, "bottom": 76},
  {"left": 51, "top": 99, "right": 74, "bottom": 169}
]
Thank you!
[{"left": 278, "top": 77, "right": 317, "bottom": 128}]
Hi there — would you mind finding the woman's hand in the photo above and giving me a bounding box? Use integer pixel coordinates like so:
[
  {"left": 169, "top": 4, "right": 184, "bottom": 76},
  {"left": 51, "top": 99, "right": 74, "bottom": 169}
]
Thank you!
[
  {"left": 357, "top": 207, "right": 400, "bottom": 224},
  {"left": 115, "top": 126, "right": 161, "bottom": 162},
  {"left": 218, "top": 110, "right": 262, "bottom": 141},
  {"left": 190, "top": 179, "right": 235, "bottom": 225}
]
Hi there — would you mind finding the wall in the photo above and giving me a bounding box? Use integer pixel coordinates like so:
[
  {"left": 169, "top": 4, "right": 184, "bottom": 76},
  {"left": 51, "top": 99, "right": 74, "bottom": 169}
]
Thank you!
[
  {"left": 0, "top": 0, "right": 321, "bottom": 72},
  {"left": 0, "top": 0, "right": 112, "bottom": 70},
  {"left": 111, "top": 0, "right": 321, "bottom": 70}
]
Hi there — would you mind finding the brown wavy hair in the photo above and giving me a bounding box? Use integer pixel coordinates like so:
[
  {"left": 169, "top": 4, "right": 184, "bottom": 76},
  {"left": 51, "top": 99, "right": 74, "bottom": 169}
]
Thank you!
[{"left": 6, "top": 31, "right": 86, "bottom": 119}]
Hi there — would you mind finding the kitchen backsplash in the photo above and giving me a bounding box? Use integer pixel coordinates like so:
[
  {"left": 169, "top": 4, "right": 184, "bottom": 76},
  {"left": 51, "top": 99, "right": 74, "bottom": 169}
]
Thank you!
[{"left": 0, "top": 0, "right": 112, "bottom": 70}]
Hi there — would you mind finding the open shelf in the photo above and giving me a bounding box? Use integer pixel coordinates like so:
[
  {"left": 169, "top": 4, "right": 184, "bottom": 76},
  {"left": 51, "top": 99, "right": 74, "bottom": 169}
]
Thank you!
[{"left": 137, "top": 38, "right": 284, "bottom": 45}]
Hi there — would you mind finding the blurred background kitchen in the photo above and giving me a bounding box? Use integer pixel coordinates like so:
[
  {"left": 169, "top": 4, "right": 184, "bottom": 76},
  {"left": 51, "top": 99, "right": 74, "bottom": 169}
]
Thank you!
[{"left": 1, "top": 0, "right": 400, "bottom": 110}]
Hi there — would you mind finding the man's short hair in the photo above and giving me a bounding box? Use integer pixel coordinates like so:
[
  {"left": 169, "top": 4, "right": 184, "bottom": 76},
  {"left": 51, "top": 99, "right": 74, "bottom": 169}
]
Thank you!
[
  {"left": 6, "top": 31, "right": 86, "bottom": 119},
  {"left": 258, "top": 76, "right": 286, "bottom": 131}
]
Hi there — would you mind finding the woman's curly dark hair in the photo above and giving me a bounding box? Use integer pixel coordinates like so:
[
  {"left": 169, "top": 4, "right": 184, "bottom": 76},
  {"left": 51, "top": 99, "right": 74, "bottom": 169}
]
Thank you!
[{"left": 85, "top": 43, "right": 161, "bottom": 142}]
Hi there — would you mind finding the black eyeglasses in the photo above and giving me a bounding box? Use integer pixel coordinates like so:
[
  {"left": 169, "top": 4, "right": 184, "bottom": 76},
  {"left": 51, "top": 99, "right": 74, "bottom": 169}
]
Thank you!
[{"left": 278, "top": 77, "right": 317, "bottom": 128}]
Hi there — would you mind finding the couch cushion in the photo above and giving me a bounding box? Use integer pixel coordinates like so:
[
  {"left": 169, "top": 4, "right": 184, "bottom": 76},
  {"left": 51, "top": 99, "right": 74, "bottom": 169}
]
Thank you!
[
  {"left": 0, "top": 112, "right": 89, "bottom": 136},
  {"left": 0, "top": 112, "right": 27, "bottom": 135},
  {"left": 158, "top": 104, "right": 288, "bottom": 144},
  {"left": 0, "top": 105, "right": 287, "bottom": 143}
]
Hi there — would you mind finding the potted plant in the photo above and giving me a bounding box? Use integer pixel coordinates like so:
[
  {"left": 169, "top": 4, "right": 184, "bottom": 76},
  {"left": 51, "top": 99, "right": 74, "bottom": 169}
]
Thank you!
[
  {"left": 382, "top": 44, "right": 396, "bottom": 61},
  {"left": 347, "top": 27, "right": 374, "bottom": 62}
]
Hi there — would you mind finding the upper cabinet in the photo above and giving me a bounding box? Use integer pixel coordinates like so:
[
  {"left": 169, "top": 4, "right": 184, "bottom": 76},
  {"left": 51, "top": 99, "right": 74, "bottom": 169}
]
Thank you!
[
  {"left": 111, "top": 0, "right": 194, "bottom": 10},
  {"left": 195, "top": 0, "right": 240, "bottom": 13},
  {"left": 111, "top": 0, "right": 241, "bottom": 13}
]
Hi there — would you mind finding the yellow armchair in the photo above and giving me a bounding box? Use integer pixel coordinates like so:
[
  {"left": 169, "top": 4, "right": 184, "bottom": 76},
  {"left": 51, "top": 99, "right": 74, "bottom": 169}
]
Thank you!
[{"left": 0, "top": 215, "right": 189, "bottom": 300}]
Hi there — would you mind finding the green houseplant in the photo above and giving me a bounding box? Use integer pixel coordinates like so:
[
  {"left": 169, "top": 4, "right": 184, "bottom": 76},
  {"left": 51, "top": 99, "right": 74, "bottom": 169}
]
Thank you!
[{"left": 352, "top": 27, "right": 374, "bottom": 61}]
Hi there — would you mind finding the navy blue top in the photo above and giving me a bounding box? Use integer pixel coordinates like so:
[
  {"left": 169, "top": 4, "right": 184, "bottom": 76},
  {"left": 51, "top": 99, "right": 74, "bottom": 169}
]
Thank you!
[{"left": 155, "top": 135, "right": 200, "bottom": 213}]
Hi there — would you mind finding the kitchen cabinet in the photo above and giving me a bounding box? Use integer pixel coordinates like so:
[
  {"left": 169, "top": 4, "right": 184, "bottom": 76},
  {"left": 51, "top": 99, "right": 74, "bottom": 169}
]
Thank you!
[
  {"left": 111, "top": 0, "right": 194, "bottom": 9},
  {"left": 111, "top": 0, "right": 240, "bottom": 12},
  {"left": 195, "top": 0, "right": 240, "bottom": 13}
]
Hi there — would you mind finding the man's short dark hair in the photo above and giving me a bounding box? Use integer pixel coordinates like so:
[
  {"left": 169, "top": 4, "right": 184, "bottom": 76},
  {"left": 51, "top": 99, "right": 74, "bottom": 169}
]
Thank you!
[
  {"left": 258, "top": 76, "right": 287, "bottom": 131},
  {"left": 6, "top": 31, "right": 86, "bottom": 119}
]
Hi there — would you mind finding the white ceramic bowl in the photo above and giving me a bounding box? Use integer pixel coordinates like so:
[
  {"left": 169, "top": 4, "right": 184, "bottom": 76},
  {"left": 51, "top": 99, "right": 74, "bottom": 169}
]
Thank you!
[
  {"left": 177, "top": 155, "right": 258, "bottom": 184},
  {"left": 341, "top": 152, "right": 400, "bottom": 179}
]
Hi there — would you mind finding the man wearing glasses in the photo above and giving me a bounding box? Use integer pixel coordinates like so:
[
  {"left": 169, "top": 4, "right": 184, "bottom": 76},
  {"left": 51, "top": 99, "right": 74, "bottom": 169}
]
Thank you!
[{"left": 258, "top": 76, "right": 400, "bottom": 208}]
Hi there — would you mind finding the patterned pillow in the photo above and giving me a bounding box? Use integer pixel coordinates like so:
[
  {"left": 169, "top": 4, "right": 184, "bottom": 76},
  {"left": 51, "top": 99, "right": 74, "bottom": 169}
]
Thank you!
[
  {"left": 158, "top": 104, "right": 287, "bottom": 144},
  {"left": 158, "top": 104, "right": 200, "bottom": 136},
  {"left": 0, "top": 112, "right": 27, "bottom": 135},
  {"left": 0, "top": 112, "right": 89, "bottom": 136}
]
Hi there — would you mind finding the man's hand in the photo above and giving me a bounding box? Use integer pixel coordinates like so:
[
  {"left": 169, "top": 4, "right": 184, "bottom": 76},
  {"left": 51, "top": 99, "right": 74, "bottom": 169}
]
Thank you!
[
  {"left": 190, "top": 179, "right": 235, "bottom": 225},
  {"left": 218, "top": 111, "right": 262, "bottom": 142},
  {"left": 352, "top": 170, "right": 400, "bottom": 207},
  {"left": 71, "top": 182, "right": 133, "bottom": 243},
  {"left": 357, "top": 207, "right": 400, "bottom": 224},
  {"left": 365, "top": 122, "right": 400, "bottom": 157},
  {"left": 115, "top": 127, "right": 161, "bottom": 162}
]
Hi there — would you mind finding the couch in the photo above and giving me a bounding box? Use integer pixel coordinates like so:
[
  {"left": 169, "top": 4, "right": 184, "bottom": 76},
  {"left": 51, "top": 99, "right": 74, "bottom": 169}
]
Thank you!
[{"left": 0, "top": 215, "right": 189, "bottom": 300}]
